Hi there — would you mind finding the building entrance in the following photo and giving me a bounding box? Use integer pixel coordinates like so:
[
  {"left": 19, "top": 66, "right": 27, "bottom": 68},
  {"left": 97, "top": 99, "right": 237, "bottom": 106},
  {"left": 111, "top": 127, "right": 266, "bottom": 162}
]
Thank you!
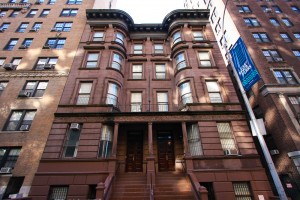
[
  {"left": 126, "top": 132, "right": 143, "bottom": 172},
  {"left": 157, "top": 133, "right": 175, "bottom": 171}
]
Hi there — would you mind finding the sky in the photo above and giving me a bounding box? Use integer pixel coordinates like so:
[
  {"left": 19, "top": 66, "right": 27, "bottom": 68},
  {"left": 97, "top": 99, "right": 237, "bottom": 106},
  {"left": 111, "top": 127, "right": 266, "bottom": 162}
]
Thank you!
[{"left": 116, "top": 0, "right": 184, "bottom": 24}]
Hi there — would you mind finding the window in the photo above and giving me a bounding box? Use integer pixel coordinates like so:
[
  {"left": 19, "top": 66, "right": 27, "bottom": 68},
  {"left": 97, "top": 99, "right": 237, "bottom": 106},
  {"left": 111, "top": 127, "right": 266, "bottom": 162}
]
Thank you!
[
  {"left": 252, "top": 32, "right": 270, "bottom": 42},
  {"left": 133, "top": 44, "right": 143, "bottom": 54},
  {"left": 0, "top": 58, "right": 5, "bottom": 66},
  {"left": 39, "top": 9, "right": 50, "bottom": 17},
  {"left": 49, "top": 186, "right": 68, "bottom": 200},
  {"left": 21, "top": 38, "right": 33, "bottom": 48},
  {"left": 269, "top": 18, "right": 280, "bottom": 26},
  {"left": 20, "top": 0, "right": 28, "bottom": 2},
  {"left": 217, "top": 123, "right": 237, "bottom": 153},
  {"left": 35, "top": 57, "right": 58, "bottom": 70},
  {"left": 154, "top": 44, "right": 163, "bottom": 53},
  {"left": 16, "top": 23, "right": 29, "bottom": 33},
  {"left": 111, "top": 53, "right": 123, "bottom": 71},
  {"left": 272, "top": 6, "right": 282, "bottom": 13},
  {"left": 9, "top": 0, "right": 17, "bottom": 2},
  {"left": 0, "top": 148, "right": 21, "bottom": 169},
  {"left": 282, "top": 18, "right": 293, "bottom": 27},
  {"left": 193, "top": 31, "right": 204, "bottom": 41},
  {"left": 288, "top": 96, "right": 300, "bottom": 116},
  {"left": 244, "top": 18, "right": 260, "bottom": 26},
  {"left": 0, "top": 81, "right": 8, "bottom": 95},
  {"left": 288, "top": 151, "right": 300, "bottom": 174},
  {"left": 63, "top": 124, "right": 81, "bottom": 157},
  {"left": 45, "top": 38, "right": 66, "bottom": 49},
  {"left": 132, "top": 64, "right": 142, "bottom": 79},
  {"left": 60, "top": 9, "right": 78, "bottom": 17},
  {"left": 0, "top": 11, "right": 7, "bottom": 18},
  {"left": 215, "top": 20, "right": 221, "bottom": 34},
  {"left": 11, "top": 58, "right": 22, "bottom": 69},
  {"left": 206, "top": 81, "right": 222, "bottom": 103},
  {"left": 0, "top": 23, "right": 10, "bottom": 31},
  {"left": 76, "top": 82, "right": 92, "bottom": 105},
  {"left": 48, "top": 0, "right": 56, "bottom": 4},
  {"left": 172, "top": 31, "right": 182, "bottom": 45},
  {"left": 93, "top": 31, "right": 104, "bottom": 41},
  {"left": 293, "top": 33, "right": 300, "bottom": 41},
  {"left": 291, "top": 6, "right": 300, "bottom": 13},
  {"left": 233, "top": 182, "right": 253, "bottom": 200},
  {"left": 198, "top": 52, "right": 212, "bottom": 67},
  {"left": 175, "top": 52, "right": 186, "bottom": 71},
  {"left": 9, "top": 11, "right": 19, "bottom": 18},
  {"left": 3, "top": 110, "right": 36, "bottom": 131},
  {"left": 280, "top": 33, "right": 292, "bottom": 42},
  {"left": 131, "top": 92, "right": 142, "bottom": 112},
  {"left": 4, "top": 39, "right": 18, "bottom": 51},
  {"left": 157, "top": 92, "right": 168, "bottom": 112},
  {"left": 85, "top": 53, "right": 99, "bottom": 68},
  {"left": 99, "top": 125, "right": 113, "bottom": 158},
  {"left": 238, "top": 5, "right": 251, "bottom": 13},
  {"left": 262, "top": 50, "right": 282, "bottom": 62},
  {"left": 106, "top": 82, "right": 119, "bottom": 106},
  {"left": 273, "top": 70, "right": 298, "bottom": 84},
  {"left": 187, "top": 124, "right": 203, "bottom": 156},
  {"left": 53, "top": 22, "right": 72, "bottom": 32},
  {"left": 155, "top": 64, "right": 166, "bottom": 79},
  {"left": 67, "top": 0, "right": 82, "bottom": 4},
  {"left": 26, "top": 9, "right": 37, "bottom": 18},
  {"left": 21, "top": 81, "right": 48, "bottom": 97},
  {"left": 115, "top": 32, "right": 125, "bottom": 45},
  {"left": 211, "top": 8, "right": 218, "bottom": 23},
  {"left": 261, "top": 5, "right": 269, "bottom": 12},
  {"left": 179, "top": 82, "right": 193, "bottom": 104},
  {"left": 293, "top": 50, "right": 300, "bottom": 60}
]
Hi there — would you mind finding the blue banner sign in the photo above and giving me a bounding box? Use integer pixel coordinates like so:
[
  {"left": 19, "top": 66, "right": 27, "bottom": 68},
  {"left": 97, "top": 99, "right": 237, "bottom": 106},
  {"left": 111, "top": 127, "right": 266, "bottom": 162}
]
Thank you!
[{"left": 230, "top": 38, "right": 260, "bottom": 91}]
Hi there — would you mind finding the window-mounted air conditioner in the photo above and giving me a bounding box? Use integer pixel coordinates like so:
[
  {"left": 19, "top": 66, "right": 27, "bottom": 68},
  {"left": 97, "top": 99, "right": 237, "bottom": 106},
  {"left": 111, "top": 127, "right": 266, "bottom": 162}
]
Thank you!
[
  {"left": 18, "top": 90, "right": 30, "bottom": 97},
  {"left": 264, "top": 8, "right": 272, "bottom": 13},
  {"left": 0, "top": 29, "right": 5, "bottom": 32},
  {"left": 43, "top": 44, "right": 51, "bottom": 49},
  {"left": 3, "top": 63, "right": 15, "bottom": 70},
  {"left": 224, "top": 149, "right": 239, "bottom": 156},
  {"left": 35, "top": 0, "right": 43, "bottom": 4},
  {"left": 270, "top": 149, "right": 280, "bottom": 155},
  {"left": 44, "top": 64, "right": 54, "bottom": 69},
  {"left": 19, "top": 45, "right": 28, "bottom": 49},
  {"left": 70, "top": 123, "right": 80, "bottom": 130},
  {"left": 275, "top": 58, "right": 283, "bottom": 62},
  {"left": 0, "top": 167, "right": 12, "bottom": 173},
  {"left": 20, "top": 124, "right": 30, "bottom": 131},
  {"left": 29, "top": 28, "right": 38, "bottom": 32}
]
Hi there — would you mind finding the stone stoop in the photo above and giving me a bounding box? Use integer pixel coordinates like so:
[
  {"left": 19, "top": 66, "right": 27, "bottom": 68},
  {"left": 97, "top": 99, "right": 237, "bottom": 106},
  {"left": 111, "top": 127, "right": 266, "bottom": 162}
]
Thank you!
[{"left": 110, "top": 173, "right": 149, "bottom": 200}]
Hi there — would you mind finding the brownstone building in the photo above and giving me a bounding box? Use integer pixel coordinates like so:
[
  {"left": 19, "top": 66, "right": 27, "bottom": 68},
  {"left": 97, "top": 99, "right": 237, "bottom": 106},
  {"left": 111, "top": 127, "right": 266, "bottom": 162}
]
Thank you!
[
  {"left": 28, "top": 8, "right": 276, "bottom": 199},
  {"left": 0, "top": 0, "right": 95, "bottom": 199},
  {"left": 185, "top": 0, "right": 300, "bottom": 199}
]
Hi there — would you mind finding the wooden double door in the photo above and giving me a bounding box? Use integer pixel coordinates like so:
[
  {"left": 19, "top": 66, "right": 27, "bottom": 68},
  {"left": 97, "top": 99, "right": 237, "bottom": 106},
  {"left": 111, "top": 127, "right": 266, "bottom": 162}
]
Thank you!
[
  {"left": 157, "top": 133, "right": 175, "bottom": 171},
  {"left": 126, "top": 133, "right": 143, "bottom": 172}
]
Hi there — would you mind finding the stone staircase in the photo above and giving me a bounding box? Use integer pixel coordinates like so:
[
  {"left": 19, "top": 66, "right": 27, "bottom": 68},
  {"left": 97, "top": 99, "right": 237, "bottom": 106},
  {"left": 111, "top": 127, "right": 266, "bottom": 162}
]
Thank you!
[
  {"left": 110, "top": 173, "right": 149, "bottom": 200},
  {"left": 154, "top": 172, "right": 195, "bottom": 200}
]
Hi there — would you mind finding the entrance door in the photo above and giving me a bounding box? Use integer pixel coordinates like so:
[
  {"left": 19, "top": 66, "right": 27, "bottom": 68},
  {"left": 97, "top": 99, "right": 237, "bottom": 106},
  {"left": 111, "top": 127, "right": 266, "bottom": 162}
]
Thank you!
[
  {"left": 126, "top": 132, "right": 143, "bottom": 172},
  {"left": 157, "top": 133, "right": 175, "bottom": 171}
]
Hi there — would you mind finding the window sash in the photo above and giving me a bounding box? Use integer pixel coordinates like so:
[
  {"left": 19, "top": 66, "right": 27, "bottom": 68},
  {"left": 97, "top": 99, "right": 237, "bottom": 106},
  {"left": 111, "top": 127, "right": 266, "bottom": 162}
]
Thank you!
[
  {"left": 155, "top": 64, "right": 166, "bottom": 79},
  {"left": 173, "top": 32, "right": 182, "bottom": 44},
  {"left": 217, "top": 123, "right": 236, "bottom": 150},
  {"left": 187, "top": 124, "right": 203, "bottom": 156},
  {"left": 93, "top": 32, "right": 104, "bottom": 41}
]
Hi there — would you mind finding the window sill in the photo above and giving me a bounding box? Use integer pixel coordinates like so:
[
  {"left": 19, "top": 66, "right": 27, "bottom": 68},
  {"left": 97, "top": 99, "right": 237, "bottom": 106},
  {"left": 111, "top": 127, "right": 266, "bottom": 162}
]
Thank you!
[
  {"left": 127, "top": 78, "right": 146, "bottom": 81},
  {"left": 79, "top": 67, "right": 100, "bottom": 70},
  {"left": 174, "top": 66, "right": 192, "bottom": 76},
  {"left": 198, "top": 66, "right": 218, "bottom": 69},
  {"left": 106, "top": 67, "right": 124, "bottom": 78},
  {"left": 152, "top": 78, "right": 171, "bottom": 81}
]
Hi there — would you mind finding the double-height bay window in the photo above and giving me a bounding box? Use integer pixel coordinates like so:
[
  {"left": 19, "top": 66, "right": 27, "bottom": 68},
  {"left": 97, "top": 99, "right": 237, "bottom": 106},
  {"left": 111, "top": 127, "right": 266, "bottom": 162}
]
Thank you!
[
  {"left": 175, "top": 52, "right": 186, "bottom": 71},
  {"left": 63, "top": 123, "right": 81, "bottom": 158},
  {"left": 157, "top": 92, "right": 168, "bottom": 112},
  {"left": 106, "top": 82, "right": 119, "bottom": 106},
  {"left": 187, "top": 124, "right": 203, "bottom": 156},
  {"left": 0, "top": 147, "right": 21, "bottom": 170},
  {"left": 115, "top": 32, "right": 125, "bottom": 45},
  {"left": 179, "top": 82, "right": 193, "bottom": 104},
  {"left": 155, "top": 64, "right": 166, "bottom": 79},
  {"left": 22, "top": 81, "right": 48, "bottom": 97},
  {"left": 4, "top": 110, "right": 36, "bottom": 131},
  {"left": 217, "top": 123, "right": 238, "bottom": 155},
  {"left": 172, "top": 31, "right": 182, "bottom": 45},
  {"left": 86, "top": 53, "right": 99, "bottom": 68},
  {"left": 206, "top": 81, "right": 222, "bottom": 103},
  {"left": 131, "top": 92, "right": 142, "bottom": 112},
  {"left": 93, "top": 32, "right": 104, "bottom": 41},
  {"left": 273, "top": 70, "right": 298, "bottom": 84},
  {"left": 198, "top": 51, "right": 212, "bottom": 67},
  {"left": 99, "top": 125, "right": 113, "bottom": 158},
  {"left": 76, "top": 82, "right": 92, "bottom": 105},
  {"left": 132, "top": 64, "right": 142, "bottom": 79},
  {"left": 111, "top": 53, "right": 123, "bottom": 71}
]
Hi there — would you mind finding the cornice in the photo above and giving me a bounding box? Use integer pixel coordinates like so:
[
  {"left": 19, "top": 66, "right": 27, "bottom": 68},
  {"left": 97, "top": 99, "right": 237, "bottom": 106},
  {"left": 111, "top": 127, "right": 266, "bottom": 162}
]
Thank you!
[{"left": 0, "top": 70, "right": 69, "bottom": 78}]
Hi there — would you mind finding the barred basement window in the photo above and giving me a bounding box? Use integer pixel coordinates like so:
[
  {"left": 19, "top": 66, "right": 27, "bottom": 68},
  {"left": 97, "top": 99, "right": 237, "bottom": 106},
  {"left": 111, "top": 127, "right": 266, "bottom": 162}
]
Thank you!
[
  {"left": 49, "top": 186, "right": 68, "bottom": 200},
  {"left": 233, "top": 182, "right": 253, "bottom": 200},
  {"left": 63, "top": 124, "right": 81, "bottom": 157},
  {"left": 99, "top": 125, "right": 113, "bottom": 158},
  {"left": 187, "top": 124, "right": 203, "bottom": 156}
]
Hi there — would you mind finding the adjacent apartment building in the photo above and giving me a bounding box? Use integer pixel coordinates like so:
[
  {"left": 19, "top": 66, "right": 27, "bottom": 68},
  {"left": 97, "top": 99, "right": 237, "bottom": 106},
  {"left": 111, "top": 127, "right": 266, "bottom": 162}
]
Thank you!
[
  {"left": 0, "top": 0, "right": 95, "bottom": 199},
  {"left": 185, "top": 0, "right": 300, "bottom": 199},
  {"left": 28, "top": 8, "right": 275, "bottom": 200}
]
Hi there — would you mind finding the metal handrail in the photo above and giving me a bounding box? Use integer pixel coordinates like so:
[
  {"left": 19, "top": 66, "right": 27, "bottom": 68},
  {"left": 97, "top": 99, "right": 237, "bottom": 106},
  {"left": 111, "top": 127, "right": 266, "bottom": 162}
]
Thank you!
[
  {"left": 149, "top": 174, "right": 154, "bottom": 200},
  {"left": 187, "top": 173, "right": 201, "bottom": 200},
  {"left": 103, "top": 175, "right": 114, "bottom": 200}
]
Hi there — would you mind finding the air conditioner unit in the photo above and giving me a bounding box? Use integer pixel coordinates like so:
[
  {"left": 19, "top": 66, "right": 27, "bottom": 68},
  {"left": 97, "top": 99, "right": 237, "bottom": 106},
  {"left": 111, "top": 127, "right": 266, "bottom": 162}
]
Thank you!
[
  {"left": 275, "top": 58, "right": 283, "bottom": 62},
  {"left": 3, "top": 63, "right": 15, "bottom": 70},
  {"left": 29, "top": 28, "right": 38, "bottom": 32},
  {"left": 18, "top": 90, "right": 30, "bottom": 97},
  {"left": 35, "top": 0, "right": 43, "bottom": 4},
  {"left": 224, "top": 149, "right": 239, "bottom": 156},
  {"left": 19, "top": 45, "right": 28, "bottom": 49},
  {"left": 0, "top": 29, "right": 4, "bottom": 32},
  {"left": 70, "top": 123, "right": 80, "bottom": 130},
  {"left": 0, "top": 167, "right": 12, "bottom": 173},
  {"left": 43, "top": 44, "right": 51, "bottom": 49},
  {"left": 20, "top": 124, "right": 30, "bottom": 131},
  {"left": 265, "top": 8, "right": 272, "bottom": 13},
  {"left": 270, "top": 149, "right": 280, "bottom": 155},
  {"left": 44, "top": 64, "right": 54, "bottom": 69}
]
